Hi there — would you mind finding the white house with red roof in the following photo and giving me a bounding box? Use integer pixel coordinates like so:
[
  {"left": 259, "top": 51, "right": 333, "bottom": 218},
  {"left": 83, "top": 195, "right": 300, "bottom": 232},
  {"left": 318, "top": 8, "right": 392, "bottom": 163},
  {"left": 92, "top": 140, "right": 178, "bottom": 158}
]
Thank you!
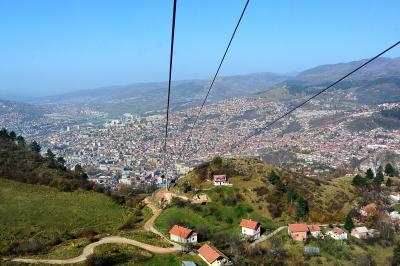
[
  {"left": 308, "top": 225, "right": 323, "bottom": 239},
  {"left": 326, "top": 228, "right": 347, "bottom": 240},
  {"left": 213, "top": 175, "right": 228, "bottom": 186},
  {"left": 198, "top": 243, "right": 231, "bottom": 266},
  {"left": 240, "top": 219, "right": 261, "bottom": 240},
  {"left": 169, "top": 225, "right": 197, "bottom": 243}
]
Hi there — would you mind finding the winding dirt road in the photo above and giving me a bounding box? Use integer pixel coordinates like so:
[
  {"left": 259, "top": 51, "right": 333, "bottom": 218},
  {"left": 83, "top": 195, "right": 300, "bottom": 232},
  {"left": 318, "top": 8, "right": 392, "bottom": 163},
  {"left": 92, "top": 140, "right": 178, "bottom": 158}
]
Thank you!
[
  {"left": 12, "top": 236, "right": 182, "bottom": 265},
  {"left": 7, "top": 198, "right": 183, "bottom": 265}
]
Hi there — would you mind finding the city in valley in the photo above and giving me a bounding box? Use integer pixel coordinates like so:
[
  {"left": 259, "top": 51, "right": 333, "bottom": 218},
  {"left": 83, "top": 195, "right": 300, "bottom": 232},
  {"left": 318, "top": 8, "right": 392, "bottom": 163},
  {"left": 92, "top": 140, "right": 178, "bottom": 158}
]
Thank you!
[
  {"left": 1, "top": 1, "right": 400, "bottom": 264},
  {"left": 2, "top": 89, "right": 399, "bottom": 191}
]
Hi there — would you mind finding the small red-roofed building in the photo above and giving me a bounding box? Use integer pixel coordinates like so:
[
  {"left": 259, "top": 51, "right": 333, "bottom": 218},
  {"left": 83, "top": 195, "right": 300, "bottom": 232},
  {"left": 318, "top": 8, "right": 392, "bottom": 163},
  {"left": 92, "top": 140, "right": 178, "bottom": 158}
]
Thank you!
[
  {"left": 198, "top": 243, "right": 231, "bottom": 266},
  {"left": 288, "top": 224, "right": 309, "bottom": 241},
  {"left": 240, "top": 219, "right": 261, "bottom": 240},
  {"left": 169, "top": 225, "right": 197, "bottom": 243},
  {"left": 288, "top": 224, "right": 323, "bottom": 241},
  {"left": 326, "top": 228, "right": 347, "bottom": 240},
  {"left": 360, "top": 203, "right": 377, "bottom": 216},
  {"left": 308, "top": 224, "right": 323, "bottom": 239},
  {"left": 213, "top": 175, "right": 228, "bottom": 186}
]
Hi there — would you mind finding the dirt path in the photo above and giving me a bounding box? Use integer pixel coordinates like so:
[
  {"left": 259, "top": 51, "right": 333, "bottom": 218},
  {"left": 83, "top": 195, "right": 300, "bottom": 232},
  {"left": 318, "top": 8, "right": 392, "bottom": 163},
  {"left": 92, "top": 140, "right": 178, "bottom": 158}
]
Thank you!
[
  {"left": 7, "top": 197, "right": 183, "bottom": 265},
  {"left": 250, "top": 226, "right": 287, "bottom": 246},
  {"left": 11, "top": 236, "right": 182, "bottom": 265}
]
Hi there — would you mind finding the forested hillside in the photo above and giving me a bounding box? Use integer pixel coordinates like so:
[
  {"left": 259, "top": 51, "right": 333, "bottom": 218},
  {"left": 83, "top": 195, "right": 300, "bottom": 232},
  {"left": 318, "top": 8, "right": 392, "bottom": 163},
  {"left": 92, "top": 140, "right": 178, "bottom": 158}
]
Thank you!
[{"left": 0, "top": 128, "right": 91, "bottom": 191}]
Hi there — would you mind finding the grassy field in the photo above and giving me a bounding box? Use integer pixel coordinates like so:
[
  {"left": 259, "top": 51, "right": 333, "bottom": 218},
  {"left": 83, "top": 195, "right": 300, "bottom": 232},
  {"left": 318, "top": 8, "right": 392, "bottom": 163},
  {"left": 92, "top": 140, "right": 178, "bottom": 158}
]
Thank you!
[
  {"left": 90, "top": 244, "right": 206, "bottom": 266},
  {"left": 23, "top": 238, "right": 91, "bottom": 259},
  {"left": 0, "top": 178, "right": 127, "bottom": 253},
  {"left": 156, "top": 186, "right": 276, "bottom": 238}
]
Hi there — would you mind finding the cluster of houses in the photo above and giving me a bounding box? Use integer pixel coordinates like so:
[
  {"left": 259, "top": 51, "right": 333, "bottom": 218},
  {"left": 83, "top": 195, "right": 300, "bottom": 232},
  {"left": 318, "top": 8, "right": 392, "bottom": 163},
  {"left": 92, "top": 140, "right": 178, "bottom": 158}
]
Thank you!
[
  {"left": 288, "top": 223, "right": 381, "bottom": 241},
  {"left": 169, "top": 218, "right": 260, "bottom": 266}
]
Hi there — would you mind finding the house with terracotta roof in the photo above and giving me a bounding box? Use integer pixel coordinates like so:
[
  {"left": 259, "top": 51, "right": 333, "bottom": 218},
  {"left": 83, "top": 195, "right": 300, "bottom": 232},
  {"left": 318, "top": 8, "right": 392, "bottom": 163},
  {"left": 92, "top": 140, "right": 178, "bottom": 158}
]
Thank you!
[
  {"left": 351, "top": 226, "right": 369, "bottom": 239},
  {"left": 198, "top": 243, "right": 231, "bottom": 266},
  {"left": 213, "top": 175, "right": 228, "bottom": 186},
  {"left": 288, "top": 224, "right": 310, "bottom": 241},
  {"left": 326, "top": 228, "right": 347, "bottom": 240},
  {"left": 288, "top": 224, "right": 323, "bottom": 241},
  {"left": 360, "top": 203, "right": 377, "bottom": 216},
  {"left": 240, "top": 219, "right": 261, "bottom": 241},
  {"left": 169, "top": 225, "right": 197, "bottom": 243}
]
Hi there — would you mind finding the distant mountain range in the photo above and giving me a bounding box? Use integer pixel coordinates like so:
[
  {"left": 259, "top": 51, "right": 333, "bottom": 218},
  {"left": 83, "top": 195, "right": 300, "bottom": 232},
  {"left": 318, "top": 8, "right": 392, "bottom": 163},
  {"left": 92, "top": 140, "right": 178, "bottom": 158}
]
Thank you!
[
  {"left": 3, "top": 57, "right": 400, "bottom": 117},
  {"left": 280, "top": 57, "right": 400, "bottom": 104},
  {"left": 35, "top": 72, "right": 288, "bottom": 115}
]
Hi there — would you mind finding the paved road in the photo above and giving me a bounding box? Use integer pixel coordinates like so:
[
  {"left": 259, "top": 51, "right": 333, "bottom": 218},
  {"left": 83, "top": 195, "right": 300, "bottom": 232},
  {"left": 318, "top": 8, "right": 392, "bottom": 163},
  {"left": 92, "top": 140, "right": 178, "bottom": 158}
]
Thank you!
[{"left": 7, "top": 198, "right": 183, "bottom": 265}]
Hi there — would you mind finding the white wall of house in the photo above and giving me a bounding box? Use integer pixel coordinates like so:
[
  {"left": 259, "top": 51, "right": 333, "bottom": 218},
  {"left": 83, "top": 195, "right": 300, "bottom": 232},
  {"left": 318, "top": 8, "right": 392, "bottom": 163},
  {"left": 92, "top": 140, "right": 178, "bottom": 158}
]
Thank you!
[
  {"left": 213, "top": 181, "right": 226, "bottom": 186},
  {"left": 170, "top": 233, "right": 197, "bottom": 243},
  {"left": 390, "top": 195, "right": 400, "bottom": 202},
  {"left": 310, "top": 231, "right": 323, "bottom": 238},
  {"left": 327, "top": 232, "right": 347, "bottom": 240},
  {"left": 241, "top": 227, "right": 260, "bottom": 240}
]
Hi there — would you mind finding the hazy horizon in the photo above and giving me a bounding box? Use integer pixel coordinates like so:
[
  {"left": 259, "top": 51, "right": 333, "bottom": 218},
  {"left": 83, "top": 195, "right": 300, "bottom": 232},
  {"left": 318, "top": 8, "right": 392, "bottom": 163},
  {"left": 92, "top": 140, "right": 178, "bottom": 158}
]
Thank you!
[{"left": 1, "top": 0, "right": 399, "bottom": 99}]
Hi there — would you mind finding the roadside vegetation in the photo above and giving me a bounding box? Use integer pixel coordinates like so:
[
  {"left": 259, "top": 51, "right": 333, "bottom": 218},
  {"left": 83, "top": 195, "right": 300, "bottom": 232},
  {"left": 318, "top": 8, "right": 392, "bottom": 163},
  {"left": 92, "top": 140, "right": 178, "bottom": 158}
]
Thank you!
[{"left": 86, "top": 244, "right": 205, "bottom": 266}]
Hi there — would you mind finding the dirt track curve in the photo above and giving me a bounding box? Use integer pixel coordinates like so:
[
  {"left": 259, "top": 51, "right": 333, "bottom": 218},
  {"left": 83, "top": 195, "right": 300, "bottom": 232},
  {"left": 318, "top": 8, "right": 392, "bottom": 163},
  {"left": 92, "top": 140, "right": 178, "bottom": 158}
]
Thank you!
[{"left": 6, "top": 198, "right": 183, "bottom": 265}]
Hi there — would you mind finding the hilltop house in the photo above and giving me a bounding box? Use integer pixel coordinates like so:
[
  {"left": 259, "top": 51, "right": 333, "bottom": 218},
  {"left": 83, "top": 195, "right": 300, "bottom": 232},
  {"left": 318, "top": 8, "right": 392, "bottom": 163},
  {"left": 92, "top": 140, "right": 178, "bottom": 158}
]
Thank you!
[
  {"left": 198, "top": 243, "right": 231, "bottom": 266},
  {"left": 288, "top": 224, "right": 323, "bottom": 241},
  {"left": 360, "top": 203, "right": 377, "bottom": 216},
  {"left": 240, "top": 219, "right": 261, "bottom": 241},
  {"left": 326, "top": 228, "right": 347, "bottom": 240},
  {"left": 390, "top": 192, "right": 400, "bottom": 203},
  {"left": 213, "top": 175, "right": 228, "bottom": 186},
  {"left": 169, "top": 225, "right": 197, "bottom": 243}
]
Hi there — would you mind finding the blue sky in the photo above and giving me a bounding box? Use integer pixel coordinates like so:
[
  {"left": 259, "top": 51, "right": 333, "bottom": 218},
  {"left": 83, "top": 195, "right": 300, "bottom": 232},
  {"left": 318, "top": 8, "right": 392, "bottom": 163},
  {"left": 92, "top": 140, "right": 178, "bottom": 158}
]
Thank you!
[{"left": 0, "top": 0, "right": 399, "bottom": 98}]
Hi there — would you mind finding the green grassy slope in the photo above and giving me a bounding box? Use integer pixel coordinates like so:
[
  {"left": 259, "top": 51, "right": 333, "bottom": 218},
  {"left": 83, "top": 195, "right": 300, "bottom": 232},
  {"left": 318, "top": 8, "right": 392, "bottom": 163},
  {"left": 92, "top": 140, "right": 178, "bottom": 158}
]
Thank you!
[{"left": 0, "top": 178, "right": 127, "bottom": 255}]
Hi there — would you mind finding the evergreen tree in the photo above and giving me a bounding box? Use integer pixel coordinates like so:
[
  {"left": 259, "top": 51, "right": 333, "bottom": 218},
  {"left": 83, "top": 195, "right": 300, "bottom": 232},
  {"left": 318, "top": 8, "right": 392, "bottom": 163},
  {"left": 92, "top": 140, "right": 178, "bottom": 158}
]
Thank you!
[
  {"left": 352, "top": 174, "right": 366, "bottom": 188},
  {"left": 365, "top": 168, "right": 374, "bottom": 179},
  {"left": 74, "top": 164, "right": 88, "bottom": 179},
  {"left": 57, "top": 156, "right": 66, "bottom": 167},
  {"left": 268, "top": 170, "right": 280, "bottom": 185},
  {"left": 296, "top": 196, "right": 309, "bottom": 220},
  {"left": 46, "top": 149, "right": 56, "bottom": 162},
  {"left": 9, "top": 131, "right": 16, "bottom": 141},
  {"left": 16, "top": 135, "right": 25, "bottom": 146},
  {"left": 376, "top": 170, "right": 384, "bottom": 183},
  {"left": 30, "top": 141, "right": 41, "bottom": 153},
  {"left": 344, "top": 212, "right": 354, "bottom": 231},
  {"left": 385, "top": 163, "right": 396, "bottom": 177},
  {"left": 0, "top": 128, "right": 9, "bottom": 138}
]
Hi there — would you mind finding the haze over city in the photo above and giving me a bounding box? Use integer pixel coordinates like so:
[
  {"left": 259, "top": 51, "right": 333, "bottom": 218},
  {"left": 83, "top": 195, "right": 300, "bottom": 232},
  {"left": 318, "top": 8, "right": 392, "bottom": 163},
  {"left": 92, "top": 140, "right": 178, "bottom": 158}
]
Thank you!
[
  {"left": 1, "top": 1, "right": 400, "bottom": 265},
  {"left": 0, "top": 0, "right": 399, "bottom": 98}
]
